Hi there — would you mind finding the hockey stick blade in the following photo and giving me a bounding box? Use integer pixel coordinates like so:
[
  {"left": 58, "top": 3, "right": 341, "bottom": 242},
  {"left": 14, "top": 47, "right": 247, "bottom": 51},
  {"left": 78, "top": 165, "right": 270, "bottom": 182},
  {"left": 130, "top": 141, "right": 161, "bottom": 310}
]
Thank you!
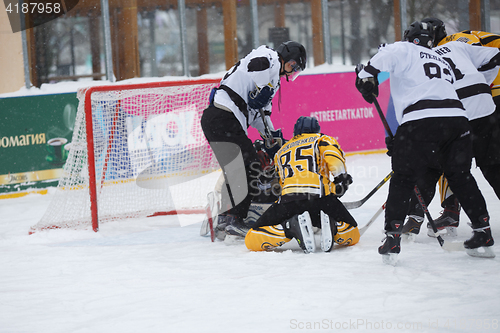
[
  {"left": 343, "top": 171, "right": 393, "bottom": 210},
  {"left": 359, "top": 202, "right": 386, "bottom": 236}
]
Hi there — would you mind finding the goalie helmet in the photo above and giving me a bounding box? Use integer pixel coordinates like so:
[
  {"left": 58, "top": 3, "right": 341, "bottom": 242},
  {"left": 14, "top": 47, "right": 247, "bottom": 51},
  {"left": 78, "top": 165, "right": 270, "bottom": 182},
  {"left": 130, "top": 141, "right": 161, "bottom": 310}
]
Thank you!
[
  {"left": 422, "top": 17, "right": 447, "bottom": 46},
  {"left": 404, "top": 21, "right": 435, "bottom": 49},
  {"left": 293, "top": 116, "right": 320, "bottom": 137}
]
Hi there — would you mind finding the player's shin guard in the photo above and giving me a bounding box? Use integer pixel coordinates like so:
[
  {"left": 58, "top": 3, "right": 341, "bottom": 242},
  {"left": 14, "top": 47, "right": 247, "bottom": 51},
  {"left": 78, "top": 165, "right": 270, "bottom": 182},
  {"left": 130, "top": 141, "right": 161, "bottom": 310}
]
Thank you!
[
  {"left": 245, "top": 225, "right": 291, "bottom": 251},
  {"left": 334, "top": 221, "right": 360, "bottom": 246}
]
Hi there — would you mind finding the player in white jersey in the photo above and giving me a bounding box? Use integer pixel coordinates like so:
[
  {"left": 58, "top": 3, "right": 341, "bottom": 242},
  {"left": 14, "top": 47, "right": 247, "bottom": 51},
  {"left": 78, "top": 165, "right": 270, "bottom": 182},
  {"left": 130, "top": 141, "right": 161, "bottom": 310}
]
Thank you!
[
  {"left": 401, "top": 18, "right": 500, "bottom": 244},
  {"left": 356, "top": 21, "right": 494, "bottom": 262},
  {"left": 201, "top": 41, "right": 307, "bottom": 239}
]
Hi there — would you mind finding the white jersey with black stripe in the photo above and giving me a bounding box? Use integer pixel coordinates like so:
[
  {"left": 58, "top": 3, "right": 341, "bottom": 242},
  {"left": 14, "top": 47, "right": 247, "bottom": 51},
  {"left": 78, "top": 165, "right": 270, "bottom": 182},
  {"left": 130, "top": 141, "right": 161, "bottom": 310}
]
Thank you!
[
  {"left": 433, "top": 41, "right": 500, "bottom": 121},
  {"left": 358, "top": 41, "right": 466, "bottom": 125},
  {"left": 213, "top": 45, "right": 281, "bottom": 134}
]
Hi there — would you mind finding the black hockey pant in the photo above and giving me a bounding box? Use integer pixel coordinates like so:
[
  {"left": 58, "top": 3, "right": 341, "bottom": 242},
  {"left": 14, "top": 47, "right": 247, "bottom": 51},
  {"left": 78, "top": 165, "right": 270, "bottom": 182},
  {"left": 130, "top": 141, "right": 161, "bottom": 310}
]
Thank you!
[
  {"left": 201, "top": 106, "right": 260, "bottom": 219},
  {"left": 252, "top": 194, "right": 358, "bottom": 230},
  {"left": 386, "top": 117, "right": 489, "bottom": 232}
]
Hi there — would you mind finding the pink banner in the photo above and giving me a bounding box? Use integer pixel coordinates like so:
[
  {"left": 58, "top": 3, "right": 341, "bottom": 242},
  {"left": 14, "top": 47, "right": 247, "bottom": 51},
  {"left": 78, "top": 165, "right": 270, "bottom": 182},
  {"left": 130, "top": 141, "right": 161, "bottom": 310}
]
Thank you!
[{"left": 248, "top": 72, "right": 391, "bottom": 153}]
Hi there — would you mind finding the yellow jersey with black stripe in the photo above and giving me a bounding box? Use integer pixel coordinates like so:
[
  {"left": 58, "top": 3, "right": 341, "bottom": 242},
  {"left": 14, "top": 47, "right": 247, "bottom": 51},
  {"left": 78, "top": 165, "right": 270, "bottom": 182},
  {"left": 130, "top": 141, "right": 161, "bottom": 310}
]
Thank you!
[
  {"left": 273, "top": 133, "right": 346, "bottom": 198},
  {"left": 438, "top": 32, "right": 482, "bottom": 46},
  {"left": 439, "top": 31, "right": 500, "bottom": 98},
  {"left": 470, "top": 31, "right": 500, "bottom": 98}
]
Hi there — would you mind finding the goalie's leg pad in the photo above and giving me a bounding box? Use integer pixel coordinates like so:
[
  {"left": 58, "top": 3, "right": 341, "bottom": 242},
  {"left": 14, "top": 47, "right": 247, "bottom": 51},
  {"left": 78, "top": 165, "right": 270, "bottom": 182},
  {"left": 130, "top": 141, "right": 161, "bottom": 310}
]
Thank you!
[
  {"left": 245, "top": 225, "right": 292, "bottom": 251},
  {"left": 334, "top": 221, "right": 360, "bottom": 246}
]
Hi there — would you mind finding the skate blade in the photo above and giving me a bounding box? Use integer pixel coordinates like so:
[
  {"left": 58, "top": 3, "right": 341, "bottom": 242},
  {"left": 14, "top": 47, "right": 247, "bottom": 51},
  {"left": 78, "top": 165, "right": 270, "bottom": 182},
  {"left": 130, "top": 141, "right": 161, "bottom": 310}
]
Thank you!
[
  {"left": 224, "top": 234, "right": 244, "bottom": 245},
  {"left": 465, "top": 247, "right": 496, "bottom": 258},
  {"left": 298, "top": 212, "right": 316, "bottom": 253},
  {"left": 382, "top": 253, "right": 398, "bottom": 266},
  {"left": 402, "top": 233, "right": 417, "bottom": 243},
  {"left": 320, "top": 211, "right": 333, "bottom": 252}
]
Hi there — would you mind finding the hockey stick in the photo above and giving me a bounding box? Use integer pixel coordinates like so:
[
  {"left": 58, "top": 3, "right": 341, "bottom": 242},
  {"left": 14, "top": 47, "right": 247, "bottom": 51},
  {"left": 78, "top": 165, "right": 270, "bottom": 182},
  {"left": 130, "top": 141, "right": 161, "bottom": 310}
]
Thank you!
[
  {"left": 372, "top": 96, "right": 463, "bottom": 251},
  {"left": 373, "top": 97, "right": 393, "bottom": 139},
  {"left": 258, "top": 108, "right": 274, "bottom": 143},
  {"left": 359, "top": 201, "right": 386, "bottom": 236},
  {"left": 343, "top": 171, "right": 393, "bottom": 209}
]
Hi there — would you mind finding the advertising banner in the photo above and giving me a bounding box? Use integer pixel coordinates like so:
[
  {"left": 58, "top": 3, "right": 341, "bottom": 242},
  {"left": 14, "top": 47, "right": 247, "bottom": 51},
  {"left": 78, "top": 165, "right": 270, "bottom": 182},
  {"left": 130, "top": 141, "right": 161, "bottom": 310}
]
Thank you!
[
  {"left": 248, "top": 71, "right": 391, "bottom": 153},
  {"left": 0, "top": 93, "right": 78, "bottom": 193}
]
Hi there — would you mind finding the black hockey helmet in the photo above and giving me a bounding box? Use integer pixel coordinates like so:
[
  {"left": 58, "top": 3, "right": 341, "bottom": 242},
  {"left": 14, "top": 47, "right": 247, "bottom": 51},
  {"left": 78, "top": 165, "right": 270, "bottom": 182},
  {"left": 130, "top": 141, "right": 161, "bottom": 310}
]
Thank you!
[
  {"left": 277, "top": 41, "right": 307, "bottom": 81},
  {"left": 277, "top": 41, "right": 307, "bottom": 70},
  {"left": 293, "top": 116, "right": 320, "bottom": 136},
  {"left": 422, "top": 17, "right": 447, "bottom": 46},
  {"left": 404, "top": 21, "right": 435, "bottom": 49}
]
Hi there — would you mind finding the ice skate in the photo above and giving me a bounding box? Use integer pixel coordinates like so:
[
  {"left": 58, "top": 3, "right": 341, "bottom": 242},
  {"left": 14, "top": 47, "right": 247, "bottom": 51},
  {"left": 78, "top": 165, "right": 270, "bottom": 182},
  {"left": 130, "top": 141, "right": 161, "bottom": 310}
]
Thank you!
[
  {"left": 224, "top": 215, "right": 250, "bottom": 238},
  {"left": 284, "top": 211, "right": 316, "bottom": 253},
  {"left": 320, "top": 210, "right": 337, "bottom": 252},
  {"left": 214, "top": 214, "right": 231, "bottom": 241},
  {"left": 427, "top": 199, "right": 460, "bottom": 238},
  {"left": 401, "top": 215, "right": 424, "bottom": 242},
  {"left": 464, "top": 216, "right": 495, "bottom": 258},
  {"left": 379, "top": 220, "right": 403, "bottom": 265}
]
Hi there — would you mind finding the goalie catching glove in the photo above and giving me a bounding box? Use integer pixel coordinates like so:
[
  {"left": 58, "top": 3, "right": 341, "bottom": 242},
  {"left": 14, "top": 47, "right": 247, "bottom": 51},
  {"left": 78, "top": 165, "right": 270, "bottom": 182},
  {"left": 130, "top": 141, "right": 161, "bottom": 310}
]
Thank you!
[
  {"left": 333, "top": 173, "right": 353, "bottom": 198},
  {"left": 355, "top": 64, "right": 379, "bottom": 104}
]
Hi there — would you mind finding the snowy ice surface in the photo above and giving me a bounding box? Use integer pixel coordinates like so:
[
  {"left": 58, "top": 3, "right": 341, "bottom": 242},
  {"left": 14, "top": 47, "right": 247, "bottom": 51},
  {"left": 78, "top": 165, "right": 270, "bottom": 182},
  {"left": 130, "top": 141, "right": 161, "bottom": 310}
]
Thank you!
[{"left": 1, "top": 153, "right": 499, "bottom": 333}]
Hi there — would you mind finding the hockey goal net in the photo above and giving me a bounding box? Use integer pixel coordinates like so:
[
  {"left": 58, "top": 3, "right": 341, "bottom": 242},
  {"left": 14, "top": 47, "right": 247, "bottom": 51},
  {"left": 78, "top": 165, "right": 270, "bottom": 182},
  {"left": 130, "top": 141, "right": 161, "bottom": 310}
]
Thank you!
[{"left": 31, "top": 78, "right": 221, "bottom": 233}]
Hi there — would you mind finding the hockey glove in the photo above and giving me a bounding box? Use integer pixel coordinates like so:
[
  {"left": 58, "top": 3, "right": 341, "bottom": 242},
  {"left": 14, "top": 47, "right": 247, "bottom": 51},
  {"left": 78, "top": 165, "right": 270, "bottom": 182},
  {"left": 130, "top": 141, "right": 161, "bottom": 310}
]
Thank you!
[
  {"left": 248, "top": 85, "right": 274, "bottom": 109},
  {"left": 385, "top": 136, "right": 394, "bottom": 157},
  {"left": 333, "top": 173, "right": 353, "bottom": 198},
  {"left": 355, "top": 64, "right": 379, "bottom": 104},
  {"left": 263, "top": 129, "right": 284, "bottom": 159}
]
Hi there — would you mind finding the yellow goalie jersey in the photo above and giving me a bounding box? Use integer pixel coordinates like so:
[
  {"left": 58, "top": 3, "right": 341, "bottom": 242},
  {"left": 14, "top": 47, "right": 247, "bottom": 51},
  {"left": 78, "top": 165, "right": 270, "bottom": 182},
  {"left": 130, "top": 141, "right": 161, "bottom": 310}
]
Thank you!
[
  {"left": 273, "top": 133, "right": 346, "bottom": 198},
  {"left": 439, "top": 30, "right": 500, "bottom": 98}
]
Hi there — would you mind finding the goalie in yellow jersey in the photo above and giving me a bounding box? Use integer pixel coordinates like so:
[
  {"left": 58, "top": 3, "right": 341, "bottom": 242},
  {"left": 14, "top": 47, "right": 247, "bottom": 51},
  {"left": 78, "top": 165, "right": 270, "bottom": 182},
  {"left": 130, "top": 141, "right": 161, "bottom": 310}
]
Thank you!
[{"left": 244, "top": 116, "right": 360, "bottom": 253}]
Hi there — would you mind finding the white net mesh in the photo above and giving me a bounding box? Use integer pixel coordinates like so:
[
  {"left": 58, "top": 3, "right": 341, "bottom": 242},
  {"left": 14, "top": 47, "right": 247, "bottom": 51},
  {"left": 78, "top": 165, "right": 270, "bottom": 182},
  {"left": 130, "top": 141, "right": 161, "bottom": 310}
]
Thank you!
[{"left": 32, "top": 80, "right": 221, "bottom": 232}]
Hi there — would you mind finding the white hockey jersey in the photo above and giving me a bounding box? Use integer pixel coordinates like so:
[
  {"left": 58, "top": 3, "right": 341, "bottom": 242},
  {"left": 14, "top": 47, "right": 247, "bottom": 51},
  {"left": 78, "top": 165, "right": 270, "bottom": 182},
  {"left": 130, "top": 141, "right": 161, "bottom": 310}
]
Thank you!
[
  {"left": 433, "top": 41, "right": 500, "bottom": 121},
  {"left": 358, "top": 41, "right": 466, "bottom": 125},
  {"left": 213, "top": 45, "right": 281, "bottom": 135}
]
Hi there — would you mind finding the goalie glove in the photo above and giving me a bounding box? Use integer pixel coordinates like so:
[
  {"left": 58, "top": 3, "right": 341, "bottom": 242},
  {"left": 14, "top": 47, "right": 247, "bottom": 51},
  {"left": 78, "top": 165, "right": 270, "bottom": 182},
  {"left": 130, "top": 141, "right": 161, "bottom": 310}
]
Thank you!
[
  {"left": 333, "top": 173, "right": 353, "bottom": 198},
  {"left": 355, "top": 64, "right": 379, "bottom": 104},
  {"left": 248, "top": 85, "right": 274, "bottom": 109}
]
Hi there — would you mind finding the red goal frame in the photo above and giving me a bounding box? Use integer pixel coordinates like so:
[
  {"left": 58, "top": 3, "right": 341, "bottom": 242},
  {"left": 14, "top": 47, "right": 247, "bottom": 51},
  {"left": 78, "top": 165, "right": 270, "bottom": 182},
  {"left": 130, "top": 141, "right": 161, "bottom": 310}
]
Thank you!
[{"left": 83, "top": 78, "right": 221, "bottom": 232}]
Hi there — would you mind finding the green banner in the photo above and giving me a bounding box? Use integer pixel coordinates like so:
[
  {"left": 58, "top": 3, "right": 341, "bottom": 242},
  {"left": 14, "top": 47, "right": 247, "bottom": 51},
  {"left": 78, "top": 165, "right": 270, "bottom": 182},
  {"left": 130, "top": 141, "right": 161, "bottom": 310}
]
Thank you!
[{"left": 0, "top": 92, "right": 78, "bottom": 193}]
